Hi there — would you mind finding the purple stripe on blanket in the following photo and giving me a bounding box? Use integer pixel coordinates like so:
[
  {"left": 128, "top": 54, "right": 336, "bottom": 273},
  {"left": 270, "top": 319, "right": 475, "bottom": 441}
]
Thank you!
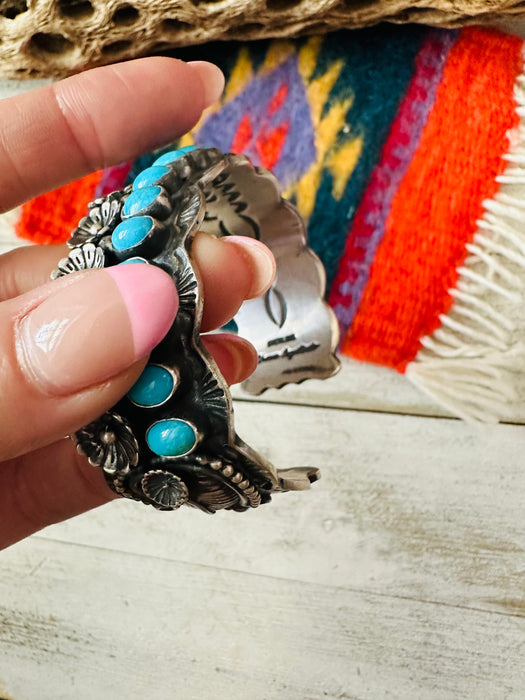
[
  {"left": 331, "top": 29, "right": 459, "bottom": 336},
  {"left": 95, "top": 161, "right": 133, "bottom": 199}
]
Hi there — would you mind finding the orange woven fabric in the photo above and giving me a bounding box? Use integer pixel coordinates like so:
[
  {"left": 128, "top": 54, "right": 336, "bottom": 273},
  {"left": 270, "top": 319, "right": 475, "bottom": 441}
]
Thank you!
[
  {"left": 16, "top": 171, "right": 103, "bottom": 245},
  {"left": 343, "top": 28, "right": 523, "bottom": 371}
]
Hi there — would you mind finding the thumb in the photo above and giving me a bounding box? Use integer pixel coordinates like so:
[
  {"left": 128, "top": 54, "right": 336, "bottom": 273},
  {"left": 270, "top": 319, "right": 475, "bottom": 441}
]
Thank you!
[{"left": 1, "top": 264, "right": 178, "bottom": 461}]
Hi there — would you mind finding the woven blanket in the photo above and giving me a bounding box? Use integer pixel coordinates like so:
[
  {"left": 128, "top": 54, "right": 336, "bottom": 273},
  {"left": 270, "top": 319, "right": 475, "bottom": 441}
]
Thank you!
[{"left": 3, "top": 24, "right": 525, "bottom": 422}]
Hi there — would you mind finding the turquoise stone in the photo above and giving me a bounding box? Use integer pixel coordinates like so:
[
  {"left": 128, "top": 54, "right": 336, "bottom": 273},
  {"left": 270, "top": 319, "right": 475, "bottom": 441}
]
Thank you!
[
  {"left": 122, "top": 186, "right": 161, "bottom": 217},
  {"left": 133, "top": 165, "right": 170, "bottom": 190},
  {"left": 153, "top": 146, "right": 197, "bottom": 166},
  {"left": 147, "top": 419, "right": 198, "bottom": 457},
  {"left": 221, "top": 318, "right": 239, "bottom": 334},
  {"left": 119, "top": 257, "right": 148, "bottom": 265},
  {"left": 112, "top": 216, "right": 153, "bottom": 251},
  {"left": 128, "top": 365, "right": 175, "bottom": 407}
]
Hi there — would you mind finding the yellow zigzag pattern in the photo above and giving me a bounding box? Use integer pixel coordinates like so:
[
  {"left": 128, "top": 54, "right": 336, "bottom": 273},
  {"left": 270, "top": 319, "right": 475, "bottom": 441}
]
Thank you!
[
  {"left": 284, "top": 38, "right": 362, "bottom": 218},
  {"left": 181, "top": 37, "right": 362, "bottom": 218}
]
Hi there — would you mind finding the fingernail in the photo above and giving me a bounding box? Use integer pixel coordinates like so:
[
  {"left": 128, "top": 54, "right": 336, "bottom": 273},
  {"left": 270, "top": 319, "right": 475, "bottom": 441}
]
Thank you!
[
  {"left": 203, "top": 334, "right": 258, "bottom": 385},
  {"left": 223, "top": 237, "right": 276, "bottom": 298},
  {"left": 187, "top": 61, "right": 225, "bottom": 106},
  {"left": 16, "top": 266, "right": 178, "bottom": 396}
]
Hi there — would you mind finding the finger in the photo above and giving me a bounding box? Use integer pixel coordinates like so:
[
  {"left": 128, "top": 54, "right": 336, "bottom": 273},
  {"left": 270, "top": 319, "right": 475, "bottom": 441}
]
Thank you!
[
  {"left": 0, "top": 336, "right": 257, "bottom": 550},
  {"left": 0, "top": 234, "right": 276, "bottom": 332},
  {"left": 193, "top": 234, "right": 276, "bottom": 331},
  {"left": 0, "top": 264, "right": 178, "bottom": 461},
  {"left": 202, "top": 334, "right": 258, "bottom": 385},
  {"left": 0, "top": 58, "right": 224, "bottom": 213},
  {"left": 0, "top": 244, "right": 68, "bottom": 301},
  {"left": 0, "top": 439, "right": 115, "bottom": 551}
]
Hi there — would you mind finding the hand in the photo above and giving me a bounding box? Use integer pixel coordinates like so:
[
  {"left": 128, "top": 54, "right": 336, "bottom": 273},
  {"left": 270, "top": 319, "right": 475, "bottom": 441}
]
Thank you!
[{"left": 0, "top": 58, "right": 276, "bottom": 550}]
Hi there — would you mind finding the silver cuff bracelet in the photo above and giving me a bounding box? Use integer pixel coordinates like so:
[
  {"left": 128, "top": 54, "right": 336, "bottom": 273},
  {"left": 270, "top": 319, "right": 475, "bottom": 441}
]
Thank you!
[{"left": 52, "top": 146, "right": 340, "bottom": 514}]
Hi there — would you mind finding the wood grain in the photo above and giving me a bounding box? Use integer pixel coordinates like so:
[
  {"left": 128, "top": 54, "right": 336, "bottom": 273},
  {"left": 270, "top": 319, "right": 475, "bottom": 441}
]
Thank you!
[
  {"left": 231, "top": 353, "right": 525, "bottom": 423},
  {"left": 232, "top": 359, "right": 455, "bottom": 418},
  {"left": 1, "top": 537, "right": 524, "bottom": 700},
  {"left": 37, "top": 402, "right": 525, "bottom": 620}
]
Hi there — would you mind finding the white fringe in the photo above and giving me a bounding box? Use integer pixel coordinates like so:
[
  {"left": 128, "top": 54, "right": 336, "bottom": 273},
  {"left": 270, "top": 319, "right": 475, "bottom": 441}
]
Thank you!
[
  {"left": 406, "top": 62, "right": 525, "bottom": 423},
  {"left": 0, "top": 207, "right": 27, "bottom": 255}
]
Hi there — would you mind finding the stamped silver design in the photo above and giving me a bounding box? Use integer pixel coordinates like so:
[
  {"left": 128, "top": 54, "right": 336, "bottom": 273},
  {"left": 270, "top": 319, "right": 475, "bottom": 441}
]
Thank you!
[
  {"left": 69, "top": 189, "right": 129, "bottom": 247},
  {"left": 51, "top": 242, "right": 105, "bottom": 279},
  {"left": 197, "top": 153, "right": 341, "bottom": 394},
  {"left": 141, "top": 470, "right": 189, "bottom": 510},
  {"left": 74, "top": 412, "right": 139, "bottom": 475}
]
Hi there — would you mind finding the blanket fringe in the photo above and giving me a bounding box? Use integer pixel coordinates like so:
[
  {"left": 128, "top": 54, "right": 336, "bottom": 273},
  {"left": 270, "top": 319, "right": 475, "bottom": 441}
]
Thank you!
[
  {"left": 0, "top": 207, "right": 24, "bottom": 255},
  {"left": 406, "top": 65, "right": 525, "bottom": 422}
]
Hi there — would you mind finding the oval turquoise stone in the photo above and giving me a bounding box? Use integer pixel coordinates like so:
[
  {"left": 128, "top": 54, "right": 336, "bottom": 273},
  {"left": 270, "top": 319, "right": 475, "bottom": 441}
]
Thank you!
[
  {"left": 133, "top": 165, "right": 170, "bottom": 190},
  {"left": 147, "top": 419, "right": 197, "bottom": 457},
  {"left": 112, "top": 216, "right": 153, "bottom": 251},
  {"left": 128, "top": 365, "right": 175, "bottom": 407},
  {"left": 122, "top": 186, "right": 161, "bottom": 217},
  {"left": 153, "top": 146, "right": 196, "bottom": 166}
]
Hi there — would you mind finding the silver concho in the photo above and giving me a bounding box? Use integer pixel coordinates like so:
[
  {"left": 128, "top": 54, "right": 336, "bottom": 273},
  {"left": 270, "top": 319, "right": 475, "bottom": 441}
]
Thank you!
[
  {"left": 141, "top": 471, "right": 189, "bottom": 510},
  {"left": 198, "top": 155, "right": 340, "bottom": 394}
]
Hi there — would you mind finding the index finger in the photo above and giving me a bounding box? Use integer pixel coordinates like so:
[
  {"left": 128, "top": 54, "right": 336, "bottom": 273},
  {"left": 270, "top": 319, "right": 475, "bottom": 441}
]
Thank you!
[{"left": 0, "top": 58, "right": 224, "bottom": 214}]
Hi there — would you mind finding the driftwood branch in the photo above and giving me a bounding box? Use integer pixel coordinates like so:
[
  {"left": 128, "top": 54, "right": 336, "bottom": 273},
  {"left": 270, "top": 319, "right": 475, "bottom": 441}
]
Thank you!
[{"left": 0, "top": 0, "right": 523, "bottom": 79}]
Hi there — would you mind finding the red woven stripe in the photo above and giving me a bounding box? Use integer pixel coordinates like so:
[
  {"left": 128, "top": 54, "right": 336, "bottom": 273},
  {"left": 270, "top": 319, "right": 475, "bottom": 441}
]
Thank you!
[
  {"left": 16, "top": 171, "right": 103, "bottom": 245},
  {"left": 343, "top": 28, "right": 523, "bottom": 371}
]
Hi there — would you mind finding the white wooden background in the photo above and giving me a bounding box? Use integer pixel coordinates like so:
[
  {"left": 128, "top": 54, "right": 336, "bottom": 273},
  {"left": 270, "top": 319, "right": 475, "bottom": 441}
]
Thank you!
[{"left": 1, "top": 48, "right": 525, "bottom": 699}]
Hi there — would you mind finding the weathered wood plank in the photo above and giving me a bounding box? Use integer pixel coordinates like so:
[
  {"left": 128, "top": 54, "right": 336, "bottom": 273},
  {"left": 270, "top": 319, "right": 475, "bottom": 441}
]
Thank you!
[
  {"left": 39, "top": 402, "right": 525, "bottom": 618},
  {"left": 0, "top": 79, "right": 50, "bottom": 100},
  {"left": 232, "top": 357, "right": 456, "bottom": 418},
  {"left": 232, "top": 352, "right": 525, "bottom": 423},
  {"left": 0, "top": 537, "right": 524, "bottom": 700}
]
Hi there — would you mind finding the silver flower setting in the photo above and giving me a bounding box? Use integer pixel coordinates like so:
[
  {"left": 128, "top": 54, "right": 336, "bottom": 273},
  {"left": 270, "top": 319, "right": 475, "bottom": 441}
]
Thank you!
[
  {"left": 75, "top": 412, "right": 139, "bottom": 475},
  {"left": 68, "top": 189, "right": 129, "bottom": 247},
  {"left": 141, "top": 470, "right": 189, "bottom": 509},
  {"left": 51, "top": 243, "right": 105, "bottom": 279}
]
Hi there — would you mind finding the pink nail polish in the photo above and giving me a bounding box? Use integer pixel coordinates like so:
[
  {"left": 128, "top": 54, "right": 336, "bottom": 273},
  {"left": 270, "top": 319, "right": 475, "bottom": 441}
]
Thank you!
[
  {"left": 106, "top": 265, "right": 178, "bottom": 359},
  {"left": 16, "top": 266, "right": 178, "bottom": 396}
]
